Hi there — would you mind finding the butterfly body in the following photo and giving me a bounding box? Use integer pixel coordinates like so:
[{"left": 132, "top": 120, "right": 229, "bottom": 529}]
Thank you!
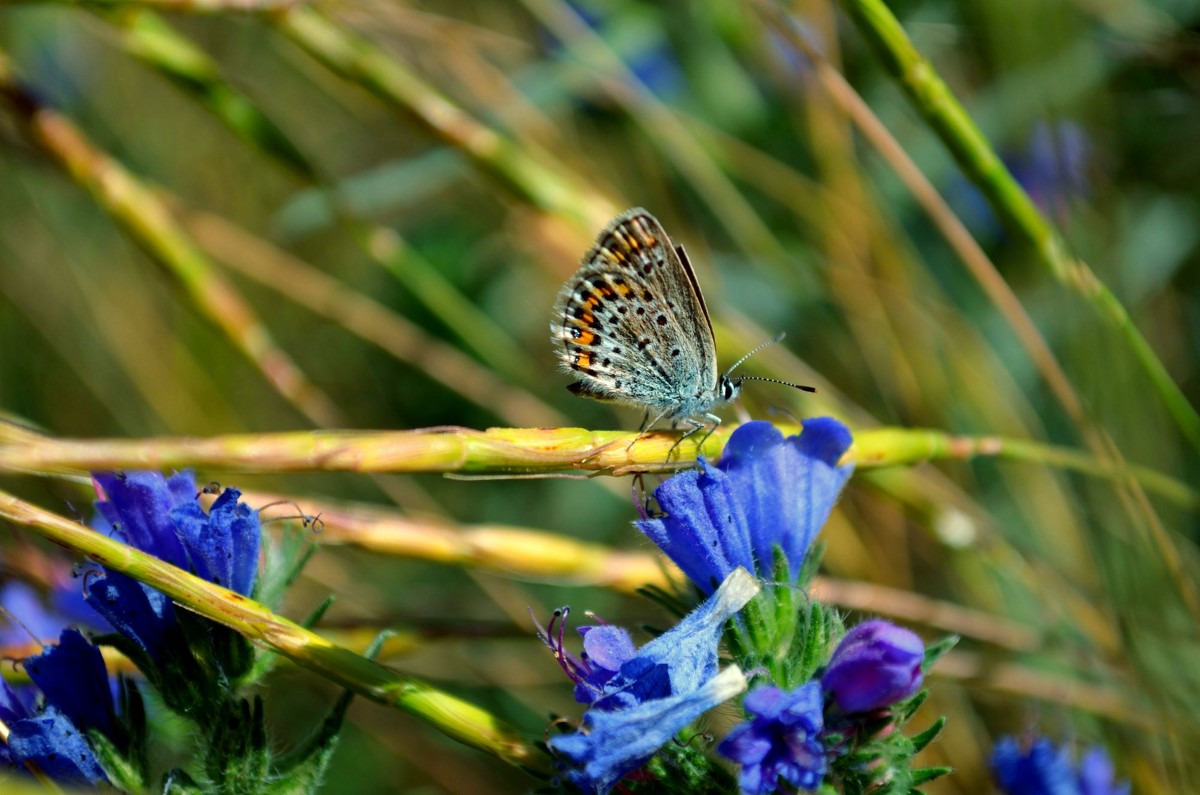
[{"left": 551, "top": 208, "right": 740, "bottom": 424}]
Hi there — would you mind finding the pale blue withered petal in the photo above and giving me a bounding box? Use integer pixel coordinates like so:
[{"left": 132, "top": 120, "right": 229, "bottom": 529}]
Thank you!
[{"left": 550, "top": 666, "right": 747, "bottom": 794}]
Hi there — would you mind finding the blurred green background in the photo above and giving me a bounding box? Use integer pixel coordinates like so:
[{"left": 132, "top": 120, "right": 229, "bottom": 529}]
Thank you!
[{"left": 1, "top": 0, "right": 1198, "bottom": 792}]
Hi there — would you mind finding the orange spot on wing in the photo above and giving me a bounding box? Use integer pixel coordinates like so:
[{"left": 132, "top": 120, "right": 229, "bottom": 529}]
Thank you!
[
  {"left": 585, "top": 295, "right": 600, "bottom": 307},
  {"left": 577, "top": 331, "right": 595, "bottom": 346},
  {"left": 575, "top": 353, "right": 591, "bottom": 368}
]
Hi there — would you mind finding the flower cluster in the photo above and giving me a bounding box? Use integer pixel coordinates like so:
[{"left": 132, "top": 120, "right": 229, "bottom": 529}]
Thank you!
[
  {"left": 541, "top": 419, "right": 951, "bottom": 794},
  {"left": 636, "top": 419, "right": 853, "bottom": 590},
  {"left": 539, "top": 568, "right": 759, "bottom": 793},
  {"left": 1, "top": 628, "right": 116, "bottom": 785},
  {"left": 992, "top": 736, "right": 1130, "bottom": 795},
  {"left": 1, "top": 470, "right": 344, "bottom": 793},
  {"left": 719, "top": 618, "right": 929, "bottom": 795}
]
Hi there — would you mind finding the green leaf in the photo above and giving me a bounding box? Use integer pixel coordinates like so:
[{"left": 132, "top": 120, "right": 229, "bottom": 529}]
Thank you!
[
  {"left": 897, "top": 689, "right": 929, "bottom": 723},
  {"left": 797, "top": 538, "right": 827, "bottom": 587},
  {"left": 910, "top": 766, "right": 954, "bottom": 785},
  {"left": 266, "top": 690, "right": 355, "bottom": 795},
  {"left": 256, "top": 524, "right": 319, "bottom": 612},
  {"left": 910, "top": 716, "right": 947, "bottom": 753},
  {"left": 921, "top": 635, "right": 959, "bottom": 672},
  {"left": 206, "top": 697, "right": 271, "bottom": 794},
  {"left": 88, "top": 727, "right": 144, "bottom": 794},
  {"left": 161, "top": 768, "right": 206, "bottom": 795}
]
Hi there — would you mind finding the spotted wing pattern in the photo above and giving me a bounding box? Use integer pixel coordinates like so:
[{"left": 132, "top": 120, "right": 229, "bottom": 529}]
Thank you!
[{"left": 551, "top": 208, "right": 719, "bottom": 416}]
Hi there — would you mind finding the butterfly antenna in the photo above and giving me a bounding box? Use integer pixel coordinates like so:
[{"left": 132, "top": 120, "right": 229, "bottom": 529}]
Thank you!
[
  {"left": 724, "top": 333, "right": 817, "bottom": 393},
  {"left": 731, "top": 375, "right": 817, "bottom": 394},
  {"left": 724, "top": 332, "right": 786, "bottom": 377}
]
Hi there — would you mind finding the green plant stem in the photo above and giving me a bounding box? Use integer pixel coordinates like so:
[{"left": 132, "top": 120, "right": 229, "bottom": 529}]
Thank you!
[
  {"left": 99, "top": 11, "right": 544, "bottom": 390},
  {"left": 0, "top": 423, "right": 1193, "bottom": 509},
  {"left": 839, "top": 0, "right": 1200, "bottom": 451},
  {"left": 0, "top": 48, "right": 341, "bottom": 427},
  {"left": 0, "top": 0, "right": 299, "bottom": 10},
  {"left": 0, "top": 489, "right": 543, "bottom": 772},
  {"left": 105, "top": 9, "right": 317, "bottom": 177},
  {"left": 274, "top": 7, "right": 615, "bottom": 231}
]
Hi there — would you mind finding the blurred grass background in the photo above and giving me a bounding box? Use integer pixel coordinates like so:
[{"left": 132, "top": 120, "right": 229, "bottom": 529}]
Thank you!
[{"left": 1, "top": 0, "right": 1198, "bottom": 792}]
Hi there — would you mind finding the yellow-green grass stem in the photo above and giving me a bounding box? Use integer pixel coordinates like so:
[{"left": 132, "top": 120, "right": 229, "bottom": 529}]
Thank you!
[
  {"left": 0, "top": 49, "right": 340, "bottom": 428},
  {"left": 275, "top": 7, "right": 615, "bottom": 232},
  {"left": 98, "top": 12, "right": 543, "bottom": 390},
  {"left": 0, "top": 424, "right": 1193, "bottom": 509},
  {"left": 839, "top": 0, "right": 1200, "bottom": 451},
  {"left": 0, "top": 490, "right": 543, "bottom": 772}
]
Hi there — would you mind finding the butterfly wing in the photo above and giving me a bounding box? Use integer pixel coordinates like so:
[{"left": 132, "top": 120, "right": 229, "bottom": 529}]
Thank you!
[{"left": 551, "top": 208, "right": 719, "bottom": 413}]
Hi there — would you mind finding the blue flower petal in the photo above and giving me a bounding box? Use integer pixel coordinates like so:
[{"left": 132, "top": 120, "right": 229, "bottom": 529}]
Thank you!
[
  {"left": 821, "top": 619, "right": 924, "bottom": 713},
  {"left": 719, "top": 681, "right": 825, "bottom": 795},
  {"left": 213, "top": 488, "right": 261, "bottom": 597},
  {"left": 637, "top": 419, "right": 854, "bottom": 590},
  {"left": 621, "top": 568, "right": 760, "bottom": 697},
  {"left": 22, "top": 629, "right": 115, "bottom": 739},
  {"left": 639, "top": 467, "right": 737, "bottom": 592},
  {"left": 991, "top": 736, "right": 1081, "bottom": 795},
  {"left": 170, "top": 487, "right": 260, "bottom": 595},
  {"left": 548, "top": 570, "right": 760, "bottom": 793},
  {"left": 722, "top": 419, "right": 853, "bottom": 581},
  {"left": 94, "top": 471, "right": 191, "bottom": 571},
  {"left": 1078, "top": 747, "right": 1130, "bottom": 795},
  {"left": 550, "top": 666, "right": 747, "bottom": 794},
  {"left": 0, "top": 581, "right": 66, "bottom": 645},
  {"left": 7, "top": 704, "right": 109, "bottom": 785},
  {"left": 579, "top": 625, "right": 637, "bottom": 673},
  {"left": 795, "top": 417, "right": 853, "bottom": 466},
  {"left": 84, "top": 570, "right": 174, "bottom": 661},
  {"left": 0, "top": 678, "right": 34, "bottom": 766},
  {"left": 0, "top": 678, "right": 30, "bottom": 726}
]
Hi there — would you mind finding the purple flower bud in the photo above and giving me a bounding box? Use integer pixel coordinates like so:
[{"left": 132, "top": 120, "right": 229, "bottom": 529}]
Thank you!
[{"left": 821, "top": 620, "right": 924, "bottom": 713}]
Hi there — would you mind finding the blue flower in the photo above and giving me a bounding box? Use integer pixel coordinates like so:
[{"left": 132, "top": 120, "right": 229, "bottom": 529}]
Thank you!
[
  {"left": 541, "top": 2, "right": 683, "bottom": 104},
  {"left": 23, "top": 628, "right": 117, "bottom": 739},
  {"left": 91, "top": 471, "right": 260, "bottom": 596},
  {"left": 84, "top": 569, "right": 175, "bottom": 662},
  {"left": 2, "top": 629, "right": 113, "bottom": 785},
  {"left": 821, "top": 619, "right": 924, "bottom": 714},
  {"left": 991, "top": 737, "right": 1130, "bottom": 795},
  {"left": 636, "top": 419, "right": 853, "bottom": 592},
  {"left": 0, "top": 581, "right": 77, "bottom": 647},
  {"left": 538, "top": 614, "right": 639, "bottom": 707},
  {"left": 1012, "top": 121, "right": 1091, "bottom": 221},
  {"left": 82, "top": 471, "right": 261, "bottom": 661},
  {"left": 0, "top": 565, "right": 107, "bottom": 648},
  {"left": 718, "top": 682, "right": 826, "bottom": 795},
  {"left": 1077, "top": 747, "right": 1132, "bottom": 795},
  {"left": 546, "top": 569, "right": 759, "bottom": 793}
]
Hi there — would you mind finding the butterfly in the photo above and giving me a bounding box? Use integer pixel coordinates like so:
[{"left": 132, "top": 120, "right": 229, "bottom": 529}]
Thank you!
[{"left": 551, "top": 208, "right": 814, "bottom": 439}]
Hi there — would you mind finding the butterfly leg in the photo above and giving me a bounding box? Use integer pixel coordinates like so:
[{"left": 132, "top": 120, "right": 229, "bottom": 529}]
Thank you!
[
  {"left": 695, "top": 413, "right": 723, "bottom": 452},
  {"left": 625, "top": 406, "right": 674, "bottom": 453},
  {"left": 631, "top": 472, "right": 655, "bottom": 519},
  {"left": 666, "top": 414, "right": 719, "bottom": 462}
]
